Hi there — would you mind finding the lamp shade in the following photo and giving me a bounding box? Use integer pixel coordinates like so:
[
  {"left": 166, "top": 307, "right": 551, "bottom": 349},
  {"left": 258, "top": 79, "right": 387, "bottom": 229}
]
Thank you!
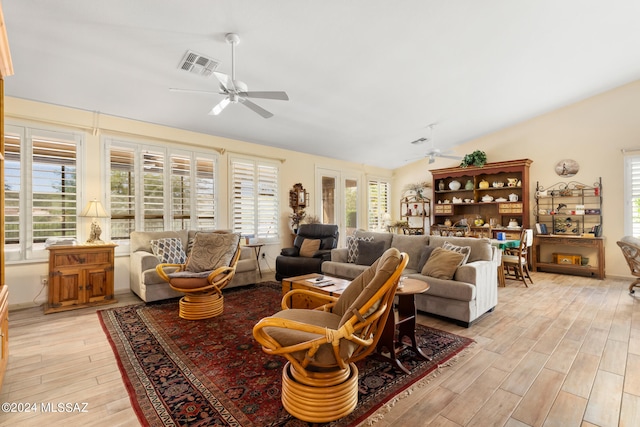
[{"left": 80, "top": 199, "right": 109, "bottom": 218}]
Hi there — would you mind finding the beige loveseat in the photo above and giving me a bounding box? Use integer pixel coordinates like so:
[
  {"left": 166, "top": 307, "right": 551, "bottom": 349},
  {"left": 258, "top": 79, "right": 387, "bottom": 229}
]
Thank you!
[
  {"left": 321, "top": 230, "right": 499, "bottom": 327},
  {"left": 130, "top": 230, "right": 259, "bottom": 302}
]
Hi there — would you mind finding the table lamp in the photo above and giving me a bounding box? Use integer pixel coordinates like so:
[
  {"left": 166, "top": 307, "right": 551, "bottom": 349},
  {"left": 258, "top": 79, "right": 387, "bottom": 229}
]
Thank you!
[{"left": 80, "top": 199, "right": 109, "bottom": 244}]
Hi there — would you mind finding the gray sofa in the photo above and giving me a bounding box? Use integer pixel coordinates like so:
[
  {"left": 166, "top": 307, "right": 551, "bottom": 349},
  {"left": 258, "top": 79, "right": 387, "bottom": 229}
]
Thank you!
[
  {"left": 130, "top": 230, "right": 259, "bottom": 302},
  {"left": 321, "top": 230, "right": 499, "bottom": 327}
]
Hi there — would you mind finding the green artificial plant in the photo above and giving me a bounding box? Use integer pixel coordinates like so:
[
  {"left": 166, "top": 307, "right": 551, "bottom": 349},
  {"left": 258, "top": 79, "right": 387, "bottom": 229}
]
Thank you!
[{"left": 460, "top": 150, "right": 487, "bottom": 168}]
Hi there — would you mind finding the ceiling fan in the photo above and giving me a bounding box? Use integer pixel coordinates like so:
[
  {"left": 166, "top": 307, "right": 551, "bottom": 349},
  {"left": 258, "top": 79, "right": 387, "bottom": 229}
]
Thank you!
[
  {"left": 410, "top": 124, "right": 461, "bottom": 164},
  {"left": 170, "top": 33, "right": 289, "bottom": 118}
]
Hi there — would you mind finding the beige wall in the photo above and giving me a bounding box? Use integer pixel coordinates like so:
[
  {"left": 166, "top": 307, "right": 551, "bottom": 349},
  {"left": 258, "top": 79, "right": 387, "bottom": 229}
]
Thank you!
[
  {"left": 4, "top": 97, "right": 391, "bottom": 308},
  {"left": 394, "top": 79, "right": 640, "bottom": 279},
  {"left": 6, "top": 78, "right": 639, "bottom": 307}
]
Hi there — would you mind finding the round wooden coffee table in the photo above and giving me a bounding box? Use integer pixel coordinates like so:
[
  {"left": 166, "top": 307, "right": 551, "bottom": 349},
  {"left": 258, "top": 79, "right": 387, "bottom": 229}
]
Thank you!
[{"left": 376, "top": 277, "right": 430, "bottom": 374}]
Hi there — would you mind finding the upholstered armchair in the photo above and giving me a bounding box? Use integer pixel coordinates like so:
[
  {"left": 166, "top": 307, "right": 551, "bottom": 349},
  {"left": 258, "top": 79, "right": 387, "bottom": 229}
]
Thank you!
[
  {"left": 253, "top": 248, "right": 408, "bottom": 423},
  {"left": 617, "top": 236, "right": 640, "bottom": 294},
  {"left": 275, "top": 223, "right": 339, "bottom": 280},
  {"left": 156, "top": 231, "right": 241, "bottom": 319}
]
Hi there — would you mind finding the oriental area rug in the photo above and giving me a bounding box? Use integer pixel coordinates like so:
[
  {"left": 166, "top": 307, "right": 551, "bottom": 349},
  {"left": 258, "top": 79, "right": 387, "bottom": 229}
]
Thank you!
[{"left": 98, "top": 283, "right": 473, "bottom": 427}]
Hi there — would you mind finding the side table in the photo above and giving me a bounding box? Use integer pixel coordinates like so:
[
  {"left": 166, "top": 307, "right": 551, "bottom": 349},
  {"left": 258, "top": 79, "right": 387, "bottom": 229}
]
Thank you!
[
  {"left": 376, "top": 277, "right": 430, "bottom": 374},
  {"left": 245, "top": 243, "right": 265, "bottom": 278}
]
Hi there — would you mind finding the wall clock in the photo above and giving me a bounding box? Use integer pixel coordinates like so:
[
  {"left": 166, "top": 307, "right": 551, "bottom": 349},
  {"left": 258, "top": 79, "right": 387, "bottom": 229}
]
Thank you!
[{"left": 555, "top": 159, "right": 579, "bottom": 177}]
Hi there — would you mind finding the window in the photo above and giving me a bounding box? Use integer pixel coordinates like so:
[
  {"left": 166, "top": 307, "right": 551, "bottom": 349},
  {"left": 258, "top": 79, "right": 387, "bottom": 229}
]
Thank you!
[
  {"left": 4, "top": 125, "right": 82, "bottom": 261},
  {"left": 230, "top": 156, "right": 279, "bottom": 242},
  {"left": 106, "top": 139, "right": 218, "bottom": 244},
  {"left": 367, "top": 178, "right": 390, "bottom": 232},
  {"left": 625, "top": 154, "right": 640, "bottom": 237}
]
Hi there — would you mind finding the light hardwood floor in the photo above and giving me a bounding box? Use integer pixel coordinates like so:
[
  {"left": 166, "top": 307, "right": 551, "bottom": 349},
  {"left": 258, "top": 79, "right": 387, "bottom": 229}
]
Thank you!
[{"left": 1, "top": 272, "right": 639, "bottom": 427}]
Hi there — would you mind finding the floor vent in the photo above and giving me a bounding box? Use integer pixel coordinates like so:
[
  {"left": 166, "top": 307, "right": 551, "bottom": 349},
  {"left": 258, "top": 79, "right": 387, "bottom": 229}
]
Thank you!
[{"left": 178, "top": 50, "right": 220, "bottom": 77}]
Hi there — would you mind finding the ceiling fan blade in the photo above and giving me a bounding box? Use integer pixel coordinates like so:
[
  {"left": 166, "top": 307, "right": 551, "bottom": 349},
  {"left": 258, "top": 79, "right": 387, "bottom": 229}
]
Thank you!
[
  {"left": 240, "top": 91, "right": 289, "bottom": 101},
  {"left": 440, "top": 154, "right": 462, "bottom": 160},
  {"left": 213, "top": 71, "right": 236, "bottom": 92},
  {"left": 170, "top": 87, "right": 223, "bottom": 95},
  {"left": 240, "top": 98, "right": 273, "bottom": 118},
  {"left": 209, "top": 97, "right": 230, "bottom": 116}
]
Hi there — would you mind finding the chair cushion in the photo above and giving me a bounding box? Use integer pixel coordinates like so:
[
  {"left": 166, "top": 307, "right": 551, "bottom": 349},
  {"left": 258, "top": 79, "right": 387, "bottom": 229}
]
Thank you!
[
  {"left": 150, "top": 237, "right": 187, "bottom": 264},
  {"left": 421, "top": 247, "right": 465, "bottom": 279},
  {"left": 355, "top": 240, "right": 386, "bottom": 266},
  {"left": 166, "top": 270, "right": 212, "bottom": 289},
  {"left": 264, "top": 309, "right": 357, "bottom": 365},
  {"left": 299, "top": 239, "right": 321, "bottom": 257},
  {"left": 346, "top": 236, "right": 373, "bottom": 263},
  {"left": 335, "top": 248, "right": 402, "bottom": 327},
  {"left": 185, "top": 232, "right": 240, "bottom": 273},
  {"left": 442, "top": 241, "right": 471, "bottom": 264}
]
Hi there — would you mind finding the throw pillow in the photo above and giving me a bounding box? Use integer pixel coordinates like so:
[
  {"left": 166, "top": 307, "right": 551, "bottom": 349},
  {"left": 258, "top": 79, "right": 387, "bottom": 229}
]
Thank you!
[
  {"left": 416, "top": 245, "right": 436, "bottom": 272},
  {"left": 421, "top": 247, "right": 465, "bottom": 280},
  {"left": 355, "top": 240, "right": 386, "bottom": 266},
  {"left": 346, "top": 235, "right": 373, "bottom": 263},
  {"left": 299, "top": 239, "right": 321, "bottom": 257},
  {"left": 442, "top": 241, "right": 472, "bottom": 264},
  {"left": 150, "top": 238, "right": 186, "bottom": 264},
  {"left": 185, "top": 232, "right": 240, "bottom": 273}
]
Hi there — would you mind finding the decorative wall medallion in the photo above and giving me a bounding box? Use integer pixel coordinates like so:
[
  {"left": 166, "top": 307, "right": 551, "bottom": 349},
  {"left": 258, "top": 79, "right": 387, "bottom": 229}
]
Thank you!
[{"left": 555, "top": 159, "right": 579, "bottom": 177}]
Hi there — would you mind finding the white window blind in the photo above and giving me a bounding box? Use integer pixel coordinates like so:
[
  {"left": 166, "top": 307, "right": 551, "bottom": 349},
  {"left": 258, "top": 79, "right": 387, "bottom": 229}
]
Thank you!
[
  {"left": 110, "top": 147, "right": 136, "bottom": 240},
  {"left": 142, "top": 151, "right": 165, "bottom": 231},
  {"left": 367, "top": 179, "right": 390, "bottom": 232},
  {"left": 230, "top": 157, "right": 279, "bottom": 241},
  {"left": 4, "top": 125, "right": 82, "bottom": 261},
  {"left": 625, "top": 155, "right": 640, "bottom": 237},
  {"left": 107, "top": 140, "right": 218, "bottom": 241}
]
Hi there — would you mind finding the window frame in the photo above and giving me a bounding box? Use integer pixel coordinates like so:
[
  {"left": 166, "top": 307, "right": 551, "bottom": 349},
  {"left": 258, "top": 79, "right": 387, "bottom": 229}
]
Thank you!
[
  {"left": 624, "top": 154, "right": 640, "bottom": 237},
  {"left": 103, "top": 137, "right": 219, "bottom": 254},
  {"left": 4, "top": 123, "right": 85, "bottom": 263},
  {"left": 228, "top": 154, "right": 280, "bottom": 243}
]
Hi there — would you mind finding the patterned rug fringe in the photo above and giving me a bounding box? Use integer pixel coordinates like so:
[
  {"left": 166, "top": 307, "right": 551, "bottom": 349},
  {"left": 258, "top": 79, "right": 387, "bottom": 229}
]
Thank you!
[{"left": 362, "top": 342, "right": 476, "bottom": 426}]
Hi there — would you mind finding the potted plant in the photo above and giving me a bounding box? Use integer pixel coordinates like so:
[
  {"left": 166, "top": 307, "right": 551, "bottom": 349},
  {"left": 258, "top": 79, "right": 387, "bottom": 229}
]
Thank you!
[{"left": 460, "top": 150, "right": 487, "bottom": 168}]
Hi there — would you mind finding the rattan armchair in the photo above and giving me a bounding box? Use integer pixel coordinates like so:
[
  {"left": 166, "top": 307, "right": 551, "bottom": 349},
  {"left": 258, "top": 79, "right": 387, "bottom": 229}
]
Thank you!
[
  {"left": 617, "top": 236, "right": 640, "bottom": 294},
  {"left": 253, "top": 248, "right": 408, "bottom": 423},
  {"left": 156, "top": 232, "right": 241, "bottom": 320}
]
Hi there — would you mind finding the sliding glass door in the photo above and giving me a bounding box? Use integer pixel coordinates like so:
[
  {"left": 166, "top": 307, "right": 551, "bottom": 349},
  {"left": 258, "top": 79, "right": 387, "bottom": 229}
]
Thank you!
[{"left": 316, "top": 168, "right": 360, "bottom": 244}]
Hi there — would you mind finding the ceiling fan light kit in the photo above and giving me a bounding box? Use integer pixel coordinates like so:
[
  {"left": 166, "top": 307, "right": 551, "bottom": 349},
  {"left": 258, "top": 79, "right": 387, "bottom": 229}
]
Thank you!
[{"left": 173, "top": 32, "right": 289, "bottom": 119}]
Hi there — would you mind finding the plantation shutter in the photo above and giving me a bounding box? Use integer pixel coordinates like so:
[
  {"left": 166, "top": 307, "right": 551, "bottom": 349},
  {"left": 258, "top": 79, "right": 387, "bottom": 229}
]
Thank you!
[
  {"left": 230, "top": 157, "right": 279, "bottom": 241},
  {"left": 31, "top": 135, "right": 78, "bottom": 243},
  {"left": 626, "top": 155, "right": 640, "bottom": 237},
  {"left": 3, "top": 134, "right": 20, "bottom": 249},
  {"left": 110, "top": 147, "right": 136, "bottom": 240},
  {"left": 170, "top": 153, "right": 192, "bottom": 230},
  {"left": 143, "top": 151, "right": 165, "bottom": 231},
  {"left": 368, "top": 179, "right": 390, "bottom": 232},
  {"left": 195, "top": 156, "right": 216, "bottom": 230}
]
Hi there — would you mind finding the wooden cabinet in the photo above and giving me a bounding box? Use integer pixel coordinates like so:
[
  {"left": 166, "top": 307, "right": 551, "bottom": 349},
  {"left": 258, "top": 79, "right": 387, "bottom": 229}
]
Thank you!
[
  {"left": 45, "top": 244, "right": 117, "bottom": 314},
  {"left": 400, "top": 197, "right": 430, "bottom": 234},
  {"left": 532, "top": 178, "right": 604, "bottom": 279},
  {"left": 430, "top": 159, "right": 532, "bottom": 236}
]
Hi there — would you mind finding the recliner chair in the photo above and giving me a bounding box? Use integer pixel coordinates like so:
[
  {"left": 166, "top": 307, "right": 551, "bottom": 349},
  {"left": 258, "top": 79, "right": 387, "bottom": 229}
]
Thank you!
[{"left": 275, "top": 224, "right": 339, "bottom": 281}]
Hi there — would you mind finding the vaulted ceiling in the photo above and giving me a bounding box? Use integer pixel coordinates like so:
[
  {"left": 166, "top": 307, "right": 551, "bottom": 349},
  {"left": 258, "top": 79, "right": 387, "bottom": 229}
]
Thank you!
[{"left": 4, "top": 0, "right": 640, "bottom": 168}]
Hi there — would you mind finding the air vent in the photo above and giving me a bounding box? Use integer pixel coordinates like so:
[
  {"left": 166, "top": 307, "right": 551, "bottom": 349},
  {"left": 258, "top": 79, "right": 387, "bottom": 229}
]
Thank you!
[{"left": 178, "top": 50, "right": 220, "bottom": 77}]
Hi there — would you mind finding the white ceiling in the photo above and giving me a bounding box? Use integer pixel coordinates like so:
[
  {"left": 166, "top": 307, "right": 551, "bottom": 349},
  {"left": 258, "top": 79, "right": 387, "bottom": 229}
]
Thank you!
[{"left": 4, "top": 0, "right": 640, "bottom": 169}]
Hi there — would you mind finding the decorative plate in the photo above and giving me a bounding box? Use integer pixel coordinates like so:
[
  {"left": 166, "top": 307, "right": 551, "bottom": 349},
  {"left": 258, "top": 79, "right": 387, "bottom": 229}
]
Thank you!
[{"left": 555, "top": 159, "right": 579, "bottom": 177}]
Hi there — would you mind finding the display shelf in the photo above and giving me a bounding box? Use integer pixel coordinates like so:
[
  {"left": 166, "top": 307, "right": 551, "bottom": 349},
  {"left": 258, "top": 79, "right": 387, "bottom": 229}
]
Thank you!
[
  {"left": 533, "top": 178, "right": 604, "bottom": 279},
  {"left": 430, "top": 159, "right": 532, "bottom": 234},
  {"left": 400, "top": 196, "right": 430, "bottom": 234}
]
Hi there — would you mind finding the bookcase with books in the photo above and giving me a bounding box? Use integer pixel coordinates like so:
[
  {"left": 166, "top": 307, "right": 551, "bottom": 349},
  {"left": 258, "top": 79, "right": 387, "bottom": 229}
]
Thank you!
[{"left": 532, "top": 178, "right": 604, "bottom": 279}]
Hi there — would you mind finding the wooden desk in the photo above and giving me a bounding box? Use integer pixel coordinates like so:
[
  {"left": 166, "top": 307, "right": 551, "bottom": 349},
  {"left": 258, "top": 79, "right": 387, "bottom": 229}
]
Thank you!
[{"left": 376, "top": 278, "right": 431, "bottom": 374}]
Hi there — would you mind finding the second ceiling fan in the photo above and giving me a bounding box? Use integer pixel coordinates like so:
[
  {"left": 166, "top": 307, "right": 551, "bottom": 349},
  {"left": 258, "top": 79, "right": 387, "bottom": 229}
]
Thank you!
[{"left": 171, "top": 33, "right": 289, "bottom": 118}]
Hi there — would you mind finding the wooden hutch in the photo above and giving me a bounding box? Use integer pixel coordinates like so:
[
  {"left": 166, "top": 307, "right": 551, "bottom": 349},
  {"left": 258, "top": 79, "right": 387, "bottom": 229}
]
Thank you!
[{"left": 430, "top": 159, "right": 532, "bottom": 237}]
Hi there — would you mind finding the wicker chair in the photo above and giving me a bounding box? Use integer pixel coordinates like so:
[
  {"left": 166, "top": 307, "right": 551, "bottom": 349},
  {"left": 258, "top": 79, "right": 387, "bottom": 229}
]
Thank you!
[
  {"left": 156, "top": 232, "right": 241, "bottom": 320},
  {"left": 617, "top": 236, "right": 640, "bottom": 294},
  {"left": 253, "top": 248, "right": 408, "bottom": 423}
]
